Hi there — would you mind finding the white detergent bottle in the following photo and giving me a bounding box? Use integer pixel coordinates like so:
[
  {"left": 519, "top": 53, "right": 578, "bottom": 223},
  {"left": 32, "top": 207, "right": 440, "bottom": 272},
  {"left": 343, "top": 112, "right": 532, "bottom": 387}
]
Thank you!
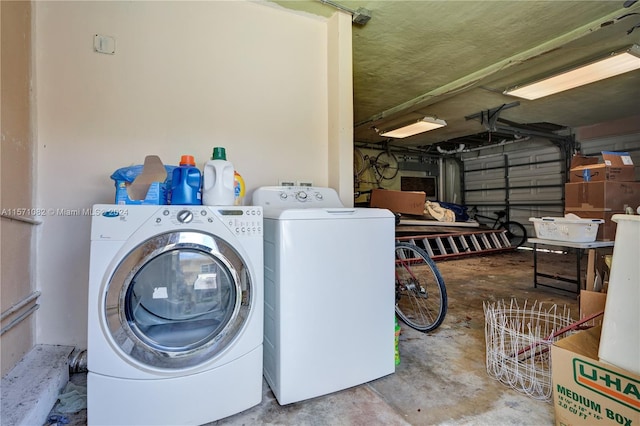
[{"left": 202, "top": 147, "right": 235, "bottom": 206}]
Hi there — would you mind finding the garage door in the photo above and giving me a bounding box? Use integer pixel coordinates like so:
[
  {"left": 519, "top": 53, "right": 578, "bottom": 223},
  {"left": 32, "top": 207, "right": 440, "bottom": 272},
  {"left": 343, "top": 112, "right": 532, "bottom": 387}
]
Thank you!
[
  {"left": 461, "top": 138, "right": 566, "bottom": 242},
  {"left": 460, "top": 132, "right": 640, "bottom": 242}
]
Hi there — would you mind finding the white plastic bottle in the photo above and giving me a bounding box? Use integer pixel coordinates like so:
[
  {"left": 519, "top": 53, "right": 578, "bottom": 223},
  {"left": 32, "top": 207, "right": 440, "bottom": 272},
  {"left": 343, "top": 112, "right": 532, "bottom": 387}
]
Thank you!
[{"left": 202, "top": 147, "right": 235, "bottom": 206}]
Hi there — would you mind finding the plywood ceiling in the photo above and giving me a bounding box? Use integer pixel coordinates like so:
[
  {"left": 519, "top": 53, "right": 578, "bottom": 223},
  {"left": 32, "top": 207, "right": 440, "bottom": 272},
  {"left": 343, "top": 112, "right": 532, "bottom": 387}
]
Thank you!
[{"left": 271, "top": 0, "right": 640, "bottom": 150}]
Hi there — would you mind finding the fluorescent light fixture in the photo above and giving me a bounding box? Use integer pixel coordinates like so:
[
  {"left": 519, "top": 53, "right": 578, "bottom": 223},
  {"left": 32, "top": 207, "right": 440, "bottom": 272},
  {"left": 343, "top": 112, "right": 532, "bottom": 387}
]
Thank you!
[
  {"left": 504, "top": 44, "right": 640, "bottom": 100},
  {"left": 379, "top": 117, "right": 447, "bottom": 138}
]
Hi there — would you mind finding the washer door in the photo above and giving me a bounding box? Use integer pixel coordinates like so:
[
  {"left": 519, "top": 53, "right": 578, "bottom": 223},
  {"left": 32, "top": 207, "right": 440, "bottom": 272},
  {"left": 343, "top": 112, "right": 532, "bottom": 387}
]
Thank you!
[{"left": 104, "top": 231, "right": 251, "bottom": 369}]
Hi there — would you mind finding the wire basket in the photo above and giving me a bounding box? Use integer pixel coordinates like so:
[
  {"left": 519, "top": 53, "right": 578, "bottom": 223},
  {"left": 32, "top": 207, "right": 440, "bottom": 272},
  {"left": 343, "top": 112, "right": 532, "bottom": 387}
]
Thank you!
[{"left": 483, "top": 299, "right": 574, "bottom": 401}]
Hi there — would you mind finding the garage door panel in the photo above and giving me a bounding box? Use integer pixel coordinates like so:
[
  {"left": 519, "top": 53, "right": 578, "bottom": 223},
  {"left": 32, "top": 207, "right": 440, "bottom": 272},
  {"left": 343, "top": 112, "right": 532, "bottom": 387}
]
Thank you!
[
  {"left": 461, "top": 139, "right": 565, "bottom": 243},
  {"left": 460, "top": 134, "right": 639, "bottom": 241}
]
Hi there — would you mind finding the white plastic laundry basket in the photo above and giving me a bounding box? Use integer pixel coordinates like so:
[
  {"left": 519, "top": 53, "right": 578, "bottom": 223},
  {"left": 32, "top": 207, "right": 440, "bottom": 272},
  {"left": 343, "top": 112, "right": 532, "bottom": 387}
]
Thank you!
[{"left": 529, "top": 216, "right": 603, "bottom": 242}]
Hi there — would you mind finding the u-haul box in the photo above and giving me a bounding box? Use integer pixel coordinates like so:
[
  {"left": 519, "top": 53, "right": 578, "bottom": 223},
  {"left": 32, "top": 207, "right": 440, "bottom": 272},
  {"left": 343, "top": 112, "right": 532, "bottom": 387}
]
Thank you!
[{"left": 552, "top": 325, "right": 640, "bottom": 426}]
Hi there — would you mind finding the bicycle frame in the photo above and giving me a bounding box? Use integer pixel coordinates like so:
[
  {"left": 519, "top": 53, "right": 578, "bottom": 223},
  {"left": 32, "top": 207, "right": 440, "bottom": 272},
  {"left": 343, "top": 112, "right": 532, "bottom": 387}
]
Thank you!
[
  {"left": 467, "top": 207, "right": 527, "bottom": 248},
  {"left": 353, "top": 148, "right": 399, "bottom": 196},
  {"left": 395, "top": 256, "right": 421, "bottom": 282},
  {"left": 468, "top": 208, "right": 508, "bottom": 229},
  {"left": 474, "top": 213, "right": 503, "bottom": 229}
]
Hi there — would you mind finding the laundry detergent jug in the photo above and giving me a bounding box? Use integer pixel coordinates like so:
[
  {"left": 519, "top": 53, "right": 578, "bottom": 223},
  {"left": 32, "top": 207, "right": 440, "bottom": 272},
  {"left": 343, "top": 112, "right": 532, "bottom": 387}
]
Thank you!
[
  {"left": 202, "top": 147, "right": 235, "bottom": 206},
  {"left": 234, "top": 170, "right": 246, "bottom": 206},
  {"left": 171, "top": 155, "right": 202, "bottom": 205}
]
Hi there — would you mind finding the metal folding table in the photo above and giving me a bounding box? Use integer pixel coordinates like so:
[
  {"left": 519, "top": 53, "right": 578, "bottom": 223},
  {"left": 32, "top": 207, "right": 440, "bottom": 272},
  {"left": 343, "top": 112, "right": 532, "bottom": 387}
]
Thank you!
[{"left": 528, "top": 238, "right": 614, "bottom": 294}]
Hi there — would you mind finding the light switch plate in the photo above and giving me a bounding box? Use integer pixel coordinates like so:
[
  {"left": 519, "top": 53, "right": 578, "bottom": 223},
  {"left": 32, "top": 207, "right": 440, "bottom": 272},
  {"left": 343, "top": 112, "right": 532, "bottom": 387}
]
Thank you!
[{"left": 94, "top": 34, "right": 115, "bottom": 55}]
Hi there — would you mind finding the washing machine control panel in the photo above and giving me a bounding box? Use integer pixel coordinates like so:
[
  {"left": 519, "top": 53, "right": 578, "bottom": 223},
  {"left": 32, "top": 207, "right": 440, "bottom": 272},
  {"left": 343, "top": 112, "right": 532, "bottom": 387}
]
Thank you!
[
  {"left": 253, "top": 186, "right": 344, "bottom": 208},
  {"left": 176, "top": 209, "right": 194, "bottom": 223},
  {"left": 156, "top": 206, "right": 262, "bottom": 237},
  {"left": 216, "top": 207, "right": 262, "bottom": 237}
]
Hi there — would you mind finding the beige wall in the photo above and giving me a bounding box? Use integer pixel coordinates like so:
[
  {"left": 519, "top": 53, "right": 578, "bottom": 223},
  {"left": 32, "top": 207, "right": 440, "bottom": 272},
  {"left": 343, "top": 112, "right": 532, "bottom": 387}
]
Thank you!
[
  {"left": 327, "top": 12, "right": 354, "bottom": 204},
  {"left": 1, "top": 1, "right": 37, "bottom": 376},
  {"left": 33, "top": 1, "right": 352, "bottom": 347}
]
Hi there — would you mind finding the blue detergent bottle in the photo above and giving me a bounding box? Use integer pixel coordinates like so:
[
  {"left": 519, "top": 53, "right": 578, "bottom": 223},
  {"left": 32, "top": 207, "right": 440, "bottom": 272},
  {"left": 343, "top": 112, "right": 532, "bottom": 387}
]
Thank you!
[{"left": 170, "top": 155, "right": 202, "bottom": 205}]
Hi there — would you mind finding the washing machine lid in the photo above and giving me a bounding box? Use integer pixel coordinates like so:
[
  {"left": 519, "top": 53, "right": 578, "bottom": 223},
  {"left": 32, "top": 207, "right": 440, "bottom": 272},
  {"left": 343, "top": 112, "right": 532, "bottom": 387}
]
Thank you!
[{"left": 269, "top": 208, "right": 394, "bottom": 220}]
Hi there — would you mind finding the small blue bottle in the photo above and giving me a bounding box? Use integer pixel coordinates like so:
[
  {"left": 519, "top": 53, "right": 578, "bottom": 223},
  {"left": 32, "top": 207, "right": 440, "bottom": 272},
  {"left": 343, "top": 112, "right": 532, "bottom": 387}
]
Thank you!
[{"left": 170, "top": 155, "right": 202, "bottom": 205}]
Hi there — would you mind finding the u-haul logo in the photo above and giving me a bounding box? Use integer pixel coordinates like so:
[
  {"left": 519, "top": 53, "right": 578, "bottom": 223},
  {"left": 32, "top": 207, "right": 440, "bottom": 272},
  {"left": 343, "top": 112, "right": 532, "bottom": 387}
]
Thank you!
[{"left": 574, "top": 359, "right": 640, "bottom": 412}]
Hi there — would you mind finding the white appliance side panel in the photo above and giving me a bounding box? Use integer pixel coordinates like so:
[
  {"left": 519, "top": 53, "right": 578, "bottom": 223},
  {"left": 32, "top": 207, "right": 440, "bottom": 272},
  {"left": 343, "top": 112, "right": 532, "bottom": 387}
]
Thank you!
[
  {"left": 271, "top": 216, "right": 396, "bottom": 404},
  {"left": 262, "top": 219, "right": 279, "bottom": 392}
]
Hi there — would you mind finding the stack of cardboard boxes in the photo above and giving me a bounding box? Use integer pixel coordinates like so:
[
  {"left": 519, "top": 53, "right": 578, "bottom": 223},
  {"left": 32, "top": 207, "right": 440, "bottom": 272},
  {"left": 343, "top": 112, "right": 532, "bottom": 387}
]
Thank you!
[
  {"left": 551, "top": 151, "right": 640, "bottom": 426},
  {"left": 565, "top": 151, "right": 640, "bottom": 241}
]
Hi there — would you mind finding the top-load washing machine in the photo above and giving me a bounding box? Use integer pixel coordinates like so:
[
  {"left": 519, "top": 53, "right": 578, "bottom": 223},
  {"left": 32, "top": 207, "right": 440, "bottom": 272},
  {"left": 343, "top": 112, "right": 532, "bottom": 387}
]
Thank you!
[
  {"left": 87, "top": 204, "right": 263, "bottom": 425},
  {"left": 252, "top": 186, "right": 395, "bottom": 405}
]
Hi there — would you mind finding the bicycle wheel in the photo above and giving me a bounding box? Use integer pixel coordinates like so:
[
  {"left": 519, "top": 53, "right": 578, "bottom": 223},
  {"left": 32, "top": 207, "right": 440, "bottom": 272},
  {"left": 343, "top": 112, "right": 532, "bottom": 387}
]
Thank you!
[
  {"left": 499, "top": 221, "right": 527, "bottom": 248},
  {"left": 395, "top": 242, "right": 447, "bottom": 332},
  {"left": 353, "top": 148, "right": 366, "bottom": 177},
  {"left": 374, "top": 151, "right": 399, "bottom": 181}
]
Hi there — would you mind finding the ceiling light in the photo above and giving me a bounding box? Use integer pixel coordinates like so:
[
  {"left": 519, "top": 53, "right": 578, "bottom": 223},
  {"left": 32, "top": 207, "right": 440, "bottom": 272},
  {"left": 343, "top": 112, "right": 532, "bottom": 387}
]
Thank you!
[
  {"left": 379, "top": 117, "right": 447, "bottom": 138},
  {"left": 504, "top": 44, "right": 640, "bottom": 100}
]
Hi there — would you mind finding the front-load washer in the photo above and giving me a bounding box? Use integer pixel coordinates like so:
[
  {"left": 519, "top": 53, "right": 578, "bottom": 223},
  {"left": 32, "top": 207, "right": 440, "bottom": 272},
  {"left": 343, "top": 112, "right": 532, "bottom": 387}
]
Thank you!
[
  {"left": 252, "top": 186, "right": 395, "bottom": 405},
  {"left": 87, "top": 204, "right": 263, "bottom": 425}
]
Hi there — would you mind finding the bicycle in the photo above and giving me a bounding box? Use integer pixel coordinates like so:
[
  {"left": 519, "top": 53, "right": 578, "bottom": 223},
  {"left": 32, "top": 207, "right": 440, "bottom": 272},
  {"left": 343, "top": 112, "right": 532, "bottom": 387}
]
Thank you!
[
  {"left": 395, "top": 242, "right": 447, "bottom": 332},
  {"left": 354, "top": 147, "right": 399, "bottom": 193},
  {"left": 466, "top": 207, "right": 527, "bottom": 248}
]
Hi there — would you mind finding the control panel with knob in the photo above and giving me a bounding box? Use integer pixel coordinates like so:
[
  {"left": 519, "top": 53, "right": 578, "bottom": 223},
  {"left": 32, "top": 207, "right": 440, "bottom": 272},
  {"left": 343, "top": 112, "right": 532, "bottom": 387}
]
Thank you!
[
  {"left": 253, "top": 186, "right": 343, "bottom": 209},
  {"left": 153, "top": 206, "right": 263, "bottom": 237}
]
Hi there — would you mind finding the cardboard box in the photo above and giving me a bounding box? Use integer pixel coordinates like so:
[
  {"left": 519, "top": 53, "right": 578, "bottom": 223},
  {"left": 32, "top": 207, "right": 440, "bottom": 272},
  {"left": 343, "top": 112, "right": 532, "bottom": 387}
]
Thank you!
[
  {"left": 369, "top": 189, "right": 426, "bottom": 215},
  {"left": 112, "top": 155, "right": 174, "bottom": 205},
  {"left": 565, "top": 182, "right": 640, "bottom": 210},
  {"left": 569, "top": 152, "right": 636, "bottom": 183},
  {"left": 579, "top": 290, "right": 606, "bottom": 327},
  {"left": 564, "top": 209, "right": 622, "bottom": 241},
  {"left": 552, "top": 326, "right": 640, "bottom": 426}
]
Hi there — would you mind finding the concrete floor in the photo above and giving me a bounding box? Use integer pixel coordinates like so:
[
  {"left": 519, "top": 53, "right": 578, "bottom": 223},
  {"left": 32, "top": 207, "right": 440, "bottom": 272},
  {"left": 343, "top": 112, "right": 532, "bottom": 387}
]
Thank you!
[{"left": 48, "top": 249, "right": 581, "bottom": 425}]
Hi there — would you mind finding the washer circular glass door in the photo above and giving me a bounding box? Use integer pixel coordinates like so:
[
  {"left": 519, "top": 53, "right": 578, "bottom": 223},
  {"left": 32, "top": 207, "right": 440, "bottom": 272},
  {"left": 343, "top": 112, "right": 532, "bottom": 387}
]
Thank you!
[{"left": 104, "top": 231, "right": 251, "bottom": 369}]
